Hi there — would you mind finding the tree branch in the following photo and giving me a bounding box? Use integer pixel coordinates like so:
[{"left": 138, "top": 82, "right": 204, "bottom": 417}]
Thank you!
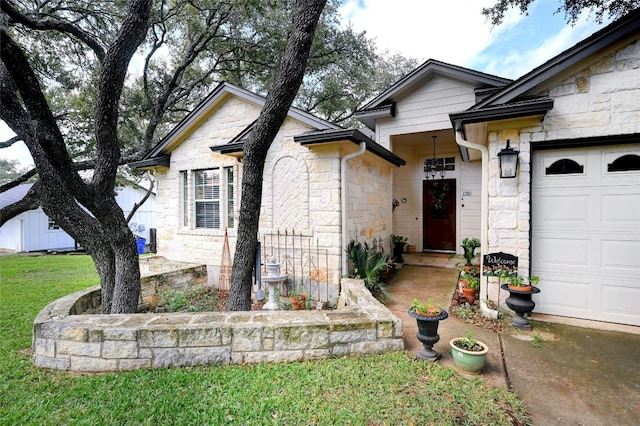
[
  {"left": 125, "top": 173, "right": 155, "bottom": 223},
  {"left": 0, "top": 134, "right": 21, "bottom": 148},
  {"left": 1, "top": 0, "right": 106, "bottom": 62}
]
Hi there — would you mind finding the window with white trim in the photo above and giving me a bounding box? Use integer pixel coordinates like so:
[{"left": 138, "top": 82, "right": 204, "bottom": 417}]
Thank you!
[{"left": 181, "top": 167, "right": 235, "bottom": 229}]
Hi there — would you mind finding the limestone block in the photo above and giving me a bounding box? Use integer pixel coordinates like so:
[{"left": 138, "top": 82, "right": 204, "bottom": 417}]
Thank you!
[
  {"left": 591, "top": 68, "right": 640, "bottom": 93},
  {"left": 138, "top": 329, "right": 179, "bottom": 348},
  {"left": 153, "top": 347, "right": 231, "bottom": 368},
  {"left": 330, "top": 343, "right": 351, "bottom": 357},
  {"left": 34, "top": 354, "right": 70, "bottom": 370},
  {"left": 329, "top": 329, "right": 370, "bottom": 344},
  {"left": 242, "top": 350, "right": 304, "bottom": 364},
  {"left": 489, "top": 210, "right": 517, "bottom": 229},
  {"left": 118, "top": 358, "right": 152, "bottom": 371},
  {"left": 377, "top": 321, "right": 394, "bottom": 338},
  {"left": 232, "top": 327, "right": 263, "bottom": 352},
  {"left": 179, "top": 327, "right": 223, "bottom": 347},
  {"left": 611, "top": 90, "right": 640, "bottom": 112},
  {"left": 544, "top": 111, "right": 611, "bottom": 130},
  {"left": 274, "top": 325, "right": 329, "bottom": 350},
  {"left": 351, "top": 339, "right": 404, "bottom": 355},
  {"left": 554, "top": 93, "right": 590, "bottom": 114},
  {"left": 70, "top": 356, "right": 118, "bottom": 372},
  {"left": 57, "top": 341, "right": 102, "bottom": 357},
  {"left": 33, "top": 338, "right": 56, "bottom": 357},
  {"left": 102, "top": 341, "right": 138, "bottom": 359},
  {"left": 303, "top": 348, "right": 331, "bottom": 360}
]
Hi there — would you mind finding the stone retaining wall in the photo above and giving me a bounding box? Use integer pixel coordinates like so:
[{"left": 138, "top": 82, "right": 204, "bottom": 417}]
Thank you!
[{"left": 33, "top": 279, "right": 404, "bottom": 372}]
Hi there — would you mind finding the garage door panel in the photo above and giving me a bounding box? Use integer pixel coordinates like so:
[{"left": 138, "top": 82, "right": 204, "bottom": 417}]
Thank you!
[
  {"left": 602, "top": 284, "right": 640, "bottom": 325},
  {"left": 601, "top": 239, "right": 640, "bottom": 271},
  {"left": 534, "top": 236, "right": 590, "bottom": 268},
  {"left": 535, "top": 194, "right": 590, "bottom": 223},
  {"left": 601, "top": 194, "right": 640, "bottom": 223},
  {"left": 536, "top": 277, "right": 590, "bottom": 311}
]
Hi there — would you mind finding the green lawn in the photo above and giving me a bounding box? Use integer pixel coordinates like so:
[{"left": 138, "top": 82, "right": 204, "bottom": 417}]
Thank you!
[{"left": 0, "top": 254, "right": 529, "bottom": 425}]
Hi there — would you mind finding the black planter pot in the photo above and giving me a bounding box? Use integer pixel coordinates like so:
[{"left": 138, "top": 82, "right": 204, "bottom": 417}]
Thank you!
[
  {"left": 392, "top": 242, "right": 405, "bottom": 263},
  {"left": 501, "top": 284, "right": 541, "bottom": 330},
  {"left": 408, "top": 308, "right": 448, "bottom": 361}
]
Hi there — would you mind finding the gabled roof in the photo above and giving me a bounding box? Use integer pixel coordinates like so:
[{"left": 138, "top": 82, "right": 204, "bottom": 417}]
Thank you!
[
  {"left": 133, "top": 82, "right": 340, "bottom": 168},
  {"left": 471, "top": 8, "right": 640, "bottom": 111},
  {"left": 293, "top": 129, "right": 406, "bottom": 167},
  {"left": 355, "top": 59, "right": 512, "bottom": 130}
]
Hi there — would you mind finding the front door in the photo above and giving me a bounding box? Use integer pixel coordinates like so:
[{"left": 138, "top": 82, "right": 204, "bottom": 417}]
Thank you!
[{"left": 423, "top": 179, "right": 456, "bottom": 251}]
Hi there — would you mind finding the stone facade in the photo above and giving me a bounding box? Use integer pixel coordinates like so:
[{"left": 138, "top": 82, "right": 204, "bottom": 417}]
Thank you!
[
  {"left": 32, "top": 279, "right": 404, "bottom": 372},
  {"left": 152, "top": 92, "right": 396, "bottom": 301}
]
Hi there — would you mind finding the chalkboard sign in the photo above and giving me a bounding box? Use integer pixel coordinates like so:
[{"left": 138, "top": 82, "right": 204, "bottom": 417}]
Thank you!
[{"left": 483, "top": 252, "right": 518, "bottom": 277}]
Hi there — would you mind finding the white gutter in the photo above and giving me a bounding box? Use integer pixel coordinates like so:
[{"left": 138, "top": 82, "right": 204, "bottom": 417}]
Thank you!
[
  {"left": 455, "top": 130, "right": 499, "bottom": 319},
  {"left": 341, "top": 142, "right": 367, "bottom": 276}
]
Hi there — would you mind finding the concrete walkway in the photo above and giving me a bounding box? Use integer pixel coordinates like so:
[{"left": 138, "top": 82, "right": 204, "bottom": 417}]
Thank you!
[{"left": 385, "top": 256, "right": 640, "bottom": 426}]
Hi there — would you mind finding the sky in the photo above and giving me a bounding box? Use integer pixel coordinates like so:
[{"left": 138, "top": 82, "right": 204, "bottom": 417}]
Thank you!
[{"left": 1, "top": 0, "right": 611, "bottom": 169}]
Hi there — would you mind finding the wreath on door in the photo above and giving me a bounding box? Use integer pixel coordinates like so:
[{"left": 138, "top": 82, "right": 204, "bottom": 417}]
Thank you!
[{"left": 429, "top": 182, "right": 449, "bottom": 219}]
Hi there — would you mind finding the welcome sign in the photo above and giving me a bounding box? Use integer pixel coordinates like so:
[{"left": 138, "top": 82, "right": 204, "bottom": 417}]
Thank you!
[{"left": 483, "top": 252, "right": 518, "bottom": 277}]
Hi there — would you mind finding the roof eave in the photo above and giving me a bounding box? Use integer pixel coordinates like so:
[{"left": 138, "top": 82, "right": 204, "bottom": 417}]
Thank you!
[
  {"left": 294, "top": 129, "right": 406, "bottom": 167},
  {"left": 128, "top": 155, "right": 171, "bottom": 170},
  {"left": 450, "top": 98, "right": 555, "bottom": 132},
  {"left": 353, "top": 104, "right": 395, "bottom": 130}
]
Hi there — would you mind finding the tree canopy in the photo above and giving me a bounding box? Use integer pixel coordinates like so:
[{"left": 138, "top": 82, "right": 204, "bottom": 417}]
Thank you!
[{"left": 483, "top": 0, "right": 640, "bottom": 26}]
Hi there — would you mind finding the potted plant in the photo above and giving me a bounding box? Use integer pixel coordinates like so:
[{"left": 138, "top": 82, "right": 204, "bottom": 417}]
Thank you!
[
  {"left": 390, "top": 234, "right": 407, "bottom": 262},
  {"left": 500, "top": 273, "right": 541, "bottom": 330},
  {"left": 450, "top": 331, "right": 489, "bottom": 374},
  {"left": 290, "top": 291, "right": 308, "bottom": 310},
  {"left": 408, "top": 298, "right": 448, "bottom": 361},
  {"left": 459, "top": 273, "right": 480, "bottom": 304},
  {"left": 461, "top": 237, "right": 481, "bottom": 266}
]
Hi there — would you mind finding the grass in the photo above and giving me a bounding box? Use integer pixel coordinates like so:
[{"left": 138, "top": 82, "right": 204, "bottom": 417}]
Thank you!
[{"left": 0, "top": 254, "right": 529, "bottom": 425}]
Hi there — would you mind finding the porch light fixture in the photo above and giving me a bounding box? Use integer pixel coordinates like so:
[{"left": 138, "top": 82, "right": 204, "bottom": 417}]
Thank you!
[
  {"left": 498, "top": 139, "right": 519, "bottom": 178},
  {"left": 424, "top": 135, "right": 445, "bottom": 179}
]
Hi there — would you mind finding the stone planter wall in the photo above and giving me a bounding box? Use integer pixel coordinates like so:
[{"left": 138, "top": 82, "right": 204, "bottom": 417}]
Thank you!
[{"left": 32, "top": 278, "right": 404, "bottom": 372}]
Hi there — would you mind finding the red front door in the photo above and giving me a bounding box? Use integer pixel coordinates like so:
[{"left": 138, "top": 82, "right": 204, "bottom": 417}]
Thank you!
[{"left": 423, "top": 179, "right": 456, "bottom": 251}]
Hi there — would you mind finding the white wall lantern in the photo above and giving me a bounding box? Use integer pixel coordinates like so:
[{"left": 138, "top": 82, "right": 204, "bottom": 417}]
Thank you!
[{"left": 498, "top": 140, "right": 519, "bottom": 178}]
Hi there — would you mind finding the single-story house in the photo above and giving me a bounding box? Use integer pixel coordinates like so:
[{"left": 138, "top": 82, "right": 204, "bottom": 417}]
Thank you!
[
  {"left": 0, "top": 183, "right": 156, "bottom": 253},
  {"left": 133, "top": 10, "right": 639, "bottom": 326}
]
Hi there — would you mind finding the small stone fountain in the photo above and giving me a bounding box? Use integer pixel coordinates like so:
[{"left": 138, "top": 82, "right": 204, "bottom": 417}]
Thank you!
[{"left": 261, "top": 256, "right": 287, "bottom": 310}]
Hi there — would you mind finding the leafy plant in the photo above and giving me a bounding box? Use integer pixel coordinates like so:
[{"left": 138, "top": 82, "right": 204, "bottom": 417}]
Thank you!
[
  {"left": 346, "top": 240, "right": 392, "bottom": 298},
  {"left": 461, "top": 237, "right": 481, "bottom": 266},
  {"left": 461, "top": 273, "right": 480, "bottom": 290},
  {"left": 456, "top": 331, "right": 484, "bottom": 351},
  {"left": 503, "top": 273, "right": 540, "bottom": 288},
  {"left": 160, "top": 283, "right": 218, "bottom": 312},
  {"left": 411, "top": 298, "right": 441, "bottom": 315},
  {"left": 390, "top": 234, "right": 407, "bottom": 244}
]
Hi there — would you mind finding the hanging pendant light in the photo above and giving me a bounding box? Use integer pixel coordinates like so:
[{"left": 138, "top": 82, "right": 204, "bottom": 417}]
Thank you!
[{"left": 424, "top": 135, "right": 446, "bottom": 179}]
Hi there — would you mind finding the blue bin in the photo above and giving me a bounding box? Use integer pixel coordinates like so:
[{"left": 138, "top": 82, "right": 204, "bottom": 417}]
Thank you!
[{"left": 136, "top": 237, "right": 146, "bottom": 255}]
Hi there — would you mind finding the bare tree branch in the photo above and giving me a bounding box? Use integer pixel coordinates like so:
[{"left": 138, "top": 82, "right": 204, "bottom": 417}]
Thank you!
[
  {"left": 0, "top": 134, "right": 21, "bottom": 148},
  {"left": 125, "top": 173, "right": 155, "bottom": 223}
]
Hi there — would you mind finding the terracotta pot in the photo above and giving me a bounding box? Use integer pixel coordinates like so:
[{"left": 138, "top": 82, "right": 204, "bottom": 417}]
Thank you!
[
  {"left": 508, "top": 285, "right": 532, "bottom": 292},
  {"left": 406, "top": 245, "right": 416, "bottom": 254},
  {"left": 291, "top": 294, "right": 307, "bottom": 310},
  {"left": 461, "top": 286, "right": 477, "bottom": 303}
]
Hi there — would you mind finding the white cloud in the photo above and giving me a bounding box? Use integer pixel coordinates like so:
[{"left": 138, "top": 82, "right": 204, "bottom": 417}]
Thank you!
[{"left": 338, "top": 0, "right": 520, "bottom": 65}]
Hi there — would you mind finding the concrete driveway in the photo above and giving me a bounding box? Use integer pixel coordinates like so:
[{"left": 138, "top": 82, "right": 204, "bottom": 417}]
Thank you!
[{"left": 385, "top": 259, "right": 640, "bottom": 425}]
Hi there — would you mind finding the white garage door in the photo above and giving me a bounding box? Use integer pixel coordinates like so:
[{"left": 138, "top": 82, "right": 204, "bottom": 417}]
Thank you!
[{"left": 532, "top": 145, "right": 640, "bottom": 326}]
